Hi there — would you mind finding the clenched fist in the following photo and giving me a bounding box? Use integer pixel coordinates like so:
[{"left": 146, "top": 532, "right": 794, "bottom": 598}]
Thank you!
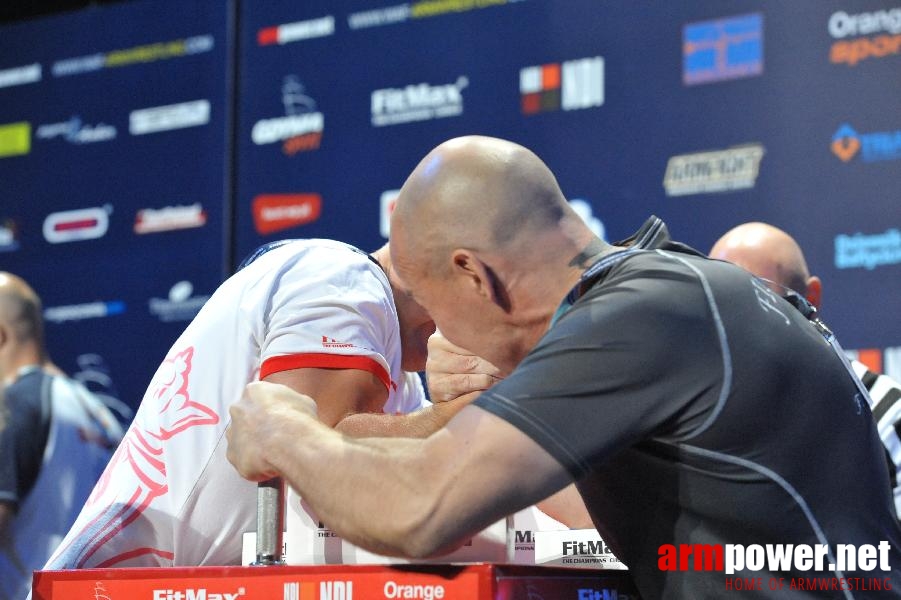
[
  {"left": 226, "top": 381, "right": 318, "bottom": 481},
  {"left": 425, "top": 332, "right": 504, "bottom": 403}
]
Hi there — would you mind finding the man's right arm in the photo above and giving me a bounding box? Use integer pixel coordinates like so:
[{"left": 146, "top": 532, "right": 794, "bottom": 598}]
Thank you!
[
  {"left": 262, "top": 366, "right": 388, "bottom": 428},
  {"left": 227, "top": 381, "right": 574, "bottom": 559},
  {"left": 419, "top": 333, "right": 594, "bottom": 527}
]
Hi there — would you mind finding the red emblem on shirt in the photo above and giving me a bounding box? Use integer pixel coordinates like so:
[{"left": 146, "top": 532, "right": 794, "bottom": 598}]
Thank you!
[{"left": 59, "top": 346, "right": 219, "bottom": 568}]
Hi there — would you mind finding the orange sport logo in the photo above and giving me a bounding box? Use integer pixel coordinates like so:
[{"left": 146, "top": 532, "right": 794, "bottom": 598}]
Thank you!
[{"left": 829, "top": 9, "right": 901, "bottom": 66}]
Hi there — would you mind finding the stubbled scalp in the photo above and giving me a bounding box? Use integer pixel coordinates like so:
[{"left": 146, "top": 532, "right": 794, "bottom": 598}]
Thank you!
[{"left": 392, "top": 136, "right": 593, "bottom": 276}]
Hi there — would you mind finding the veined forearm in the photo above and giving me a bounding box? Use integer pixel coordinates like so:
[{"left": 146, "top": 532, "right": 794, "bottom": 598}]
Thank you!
[
  {"left": 335, "top": 395, "right": 477, "bottom": 439},
  {"left": 267, "top": 414, "right": 450, "bottom": 557}
]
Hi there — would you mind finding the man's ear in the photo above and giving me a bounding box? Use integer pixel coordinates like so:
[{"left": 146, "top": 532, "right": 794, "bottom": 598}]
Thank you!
[
  {"left": 451, "top": 250, "right": 511, "bottom": 312},
  {"left": 805, "top": 275, "right": 822, "bottom": 310}
]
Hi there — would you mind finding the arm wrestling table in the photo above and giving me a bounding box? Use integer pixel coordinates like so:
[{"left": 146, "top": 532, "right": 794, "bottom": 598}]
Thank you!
[{"left": 34, "top": 480, "right": 641, "bottom": 599}]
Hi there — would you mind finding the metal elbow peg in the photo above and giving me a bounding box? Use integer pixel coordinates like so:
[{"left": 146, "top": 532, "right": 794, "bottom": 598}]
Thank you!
[{"left": 253, "top": 477, "right": 286, "bottom": 565}]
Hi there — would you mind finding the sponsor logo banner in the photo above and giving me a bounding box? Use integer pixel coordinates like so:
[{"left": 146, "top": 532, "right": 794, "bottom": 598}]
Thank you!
[
  {"left": 380, "top": 189, "right": 400, "bottom": 238},
  {"left": 149, "top": 281, "right": 210, "bottom": 322},
  {"left": 835, "top": 228, "right": 901, "bottom": 270},
  {"left": 0, "top": 121, "right": 31, "bottom": 158},
  {"left": 829, "top": 8, "right": 901, "bottom": 66},
  {"left": 36, "top": 116, "right": 117, "bottom": 144},
  {"left": 44, "top": 300, "right": 126, "bottom": 323},
  {"left": 683, "top": 13, "right": 763, "bottom": 85},
  {"left": 39, "top": 570, "right": 486, "bottom": 600},
  {"left": 888, "top": 347, "right": 901, "bottom": 382},
  {"left": 52, "top": 34, "right": 214, "bottom": 77},
  {"left": 534, "top": 529, "right": 628, "bottom": 569},
  {"left": 252, "top": 76, "right": 324, "bottom": 155},
  {"left": 43, "top": 206, "right": 111, "bottom": 243},
  {"left": 134, "top": 203, "right": 207, "bottom": 234},
  {"left": 847, "top": 348, "right": 884, "bottom": 374},
  {"left": 258, "top": 15, "right": 335, "bottom": 45},
  {"left": 371, "top": 76, "right": 468, "bottom": 127},
  {"left": 348, "top": 0, "right": 519, "bottom": 30},
  {"left": 831, "top": 123, "right": 901, "bottom": 163},
  {"left": 252, "top": 194, "right": 322, "bottom": 235},
  {"left": 846, "top": 347, "right": 901, "bottom": 382},
  {"left": 130, "top": 100, "right": 211, "bottom": 135},
  {"left": 0, "top": 219, "right": 20, "bottom": 252},
  {"left": 663, "top": 144, "right": 765, "bottom": 196},
  {"left": 0, "top": 63, "right": 41, "bottom": 89},
  {"left": 520, "top": 57, "right": 604, "bottom": 114}
]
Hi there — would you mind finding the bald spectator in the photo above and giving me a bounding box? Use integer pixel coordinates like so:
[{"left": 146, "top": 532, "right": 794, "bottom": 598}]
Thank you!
[
  {"left": 227, "top": 136, "right": 901, "bottom": 598},
  {"left": 710, "top": 221, "right": 901, "bottom": 519},
  {"left": 0, "top": 272, "right": 123, "bottom": 600}
]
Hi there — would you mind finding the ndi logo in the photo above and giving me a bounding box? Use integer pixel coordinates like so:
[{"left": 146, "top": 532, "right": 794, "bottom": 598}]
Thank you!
[{"left": 519, "top": 56, "right": 604, "bottom": 114}]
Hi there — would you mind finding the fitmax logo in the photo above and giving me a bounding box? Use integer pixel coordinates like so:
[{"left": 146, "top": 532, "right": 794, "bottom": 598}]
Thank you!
[{"left": 153, "top": 588, "right": 245, "bottom": 600}]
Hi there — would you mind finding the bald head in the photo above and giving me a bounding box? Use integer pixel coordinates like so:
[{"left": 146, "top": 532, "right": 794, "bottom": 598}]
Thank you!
[
  {"left": 710, "top": 222, "right": 822, "bottom": 308},
  {"left": 392, "top": 136, "right": 584, "bottom": 274},
  {"left": 0, "top": 272, "right": 45, "bottom": 357},
  {"left": 389, "top": 136, "right": 608, "bottom": 373},
  {"left": 0, "top": 272, "right": 43, "bottom": 338}
]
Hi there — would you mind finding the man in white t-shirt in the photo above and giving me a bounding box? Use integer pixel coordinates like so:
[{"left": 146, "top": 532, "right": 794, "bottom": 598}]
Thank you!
[{"left": 44, "top": 240, "right": 460, "bottom": 568}]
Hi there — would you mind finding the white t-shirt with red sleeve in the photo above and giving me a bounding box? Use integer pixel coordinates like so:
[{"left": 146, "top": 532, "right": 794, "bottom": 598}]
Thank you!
[{"left": 43, "top": 239, "right": 427, "bottom": 569}]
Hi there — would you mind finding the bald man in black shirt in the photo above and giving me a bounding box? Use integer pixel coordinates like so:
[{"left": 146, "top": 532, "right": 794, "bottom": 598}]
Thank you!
[{"left": 227, "top": 137, "right": 901, "bottom": 598}]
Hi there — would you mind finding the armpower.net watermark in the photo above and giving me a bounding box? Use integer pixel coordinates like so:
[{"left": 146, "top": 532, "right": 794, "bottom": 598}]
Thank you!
[{"left": 658, "top": 541, "right": 894, "bottom": 592}]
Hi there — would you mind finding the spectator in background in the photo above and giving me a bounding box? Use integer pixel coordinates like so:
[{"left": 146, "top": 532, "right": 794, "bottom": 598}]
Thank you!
[
  {"left": 0, "top": 272, "right": 123, "bottom": 600},
  {"left": 709, "top": 221, "right": 901, "bottom": 519}
]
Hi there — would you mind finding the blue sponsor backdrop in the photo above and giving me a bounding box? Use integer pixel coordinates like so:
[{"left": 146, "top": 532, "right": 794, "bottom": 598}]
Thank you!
[
  {"left": 2, "top": 0, "right": 899, "bottom": 417},
  {"left": 0, "top": 0, "right": 233, "bottom": 418}
]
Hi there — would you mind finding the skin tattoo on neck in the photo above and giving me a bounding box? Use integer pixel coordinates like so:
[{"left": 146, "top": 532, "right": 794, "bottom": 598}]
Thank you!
[{"left": 569, "top": 239, "right": 607, "bottom": 268}]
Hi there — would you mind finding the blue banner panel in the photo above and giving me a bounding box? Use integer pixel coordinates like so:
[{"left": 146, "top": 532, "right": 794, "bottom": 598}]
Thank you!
[
  {"left": 235, "top": 0, "right": 900, "bottom": 375},
  {"left": 0, "top": 0, "right": 234, "bottom": 418}
]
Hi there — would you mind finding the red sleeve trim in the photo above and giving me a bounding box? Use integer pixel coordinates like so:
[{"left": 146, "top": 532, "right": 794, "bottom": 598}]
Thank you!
[{"left": 260, "top": 353, "right": 392, "bottom": 391}]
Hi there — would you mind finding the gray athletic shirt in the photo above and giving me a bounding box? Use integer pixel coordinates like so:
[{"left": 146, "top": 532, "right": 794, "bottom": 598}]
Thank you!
[{"left": 474, "top": 217, "right": 901, "bottom": 598}]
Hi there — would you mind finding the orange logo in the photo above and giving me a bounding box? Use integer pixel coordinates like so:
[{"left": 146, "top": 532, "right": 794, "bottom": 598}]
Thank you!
[{"left": 831, "top": 125, "right": 861, "bottom": 162}]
